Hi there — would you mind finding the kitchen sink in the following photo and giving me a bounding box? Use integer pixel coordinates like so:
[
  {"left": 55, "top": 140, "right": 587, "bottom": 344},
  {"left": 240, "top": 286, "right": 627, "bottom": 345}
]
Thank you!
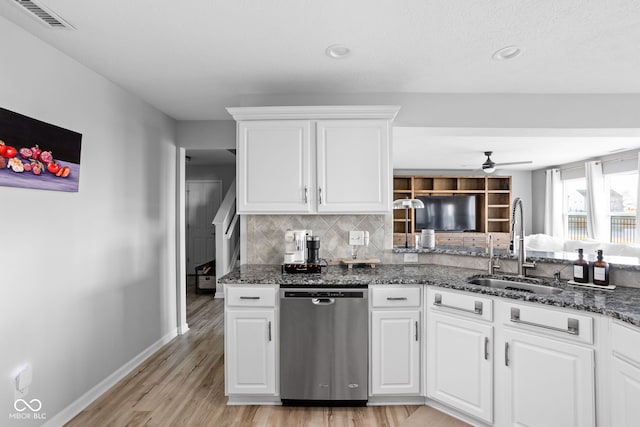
[{"left": 468, "top": 277, "right": 563, "bottom": 295}]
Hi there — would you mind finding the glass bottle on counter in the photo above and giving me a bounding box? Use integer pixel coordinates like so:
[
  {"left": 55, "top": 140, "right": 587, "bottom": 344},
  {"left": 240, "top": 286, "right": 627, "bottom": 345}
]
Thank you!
[
  {"left": 573, "top": 248, "right": 589, "bottom": 283},
  {"left": 592, "top": 249, "right": 610, "bottom": 286}
]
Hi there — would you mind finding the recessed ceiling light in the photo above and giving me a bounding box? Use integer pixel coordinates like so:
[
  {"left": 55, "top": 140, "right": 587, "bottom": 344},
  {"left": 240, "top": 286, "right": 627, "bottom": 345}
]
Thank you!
[
  {"left": 325, "top": 44, "right": 351, "bottom": 59},
  {"left": 492, "top": 46, "right": 522, "bottom": 61}
]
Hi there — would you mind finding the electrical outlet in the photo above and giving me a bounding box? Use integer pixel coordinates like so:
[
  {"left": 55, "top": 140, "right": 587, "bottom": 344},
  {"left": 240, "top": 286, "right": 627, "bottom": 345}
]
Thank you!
[
  {"left": 14, "top": 364, "right": 32, "bottom": 398},
  {"left": 349, "top": 230, "right": 365, "bottom": 245}
]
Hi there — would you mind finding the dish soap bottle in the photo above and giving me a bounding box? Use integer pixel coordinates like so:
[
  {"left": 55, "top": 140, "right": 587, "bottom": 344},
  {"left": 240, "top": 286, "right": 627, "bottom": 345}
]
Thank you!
[
  {"left": 573, "top": 248, "right": 589, "bottom": 283},
  {"left": 592, "top": 249, "right": 610, "bottom": 286}
]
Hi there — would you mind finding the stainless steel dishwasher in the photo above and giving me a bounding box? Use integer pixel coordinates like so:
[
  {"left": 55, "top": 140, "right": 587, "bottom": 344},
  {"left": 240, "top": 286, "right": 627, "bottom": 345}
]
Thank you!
[{"left": 280, "top": 287, "right": 368, "bottom": 406}]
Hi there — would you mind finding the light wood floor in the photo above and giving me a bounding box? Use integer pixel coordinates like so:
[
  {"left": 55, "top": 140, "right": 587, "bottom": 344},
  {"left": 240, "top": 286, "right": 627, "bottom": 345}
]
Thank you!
[{"left": 66, "top": 280, "right": 468, "bottom": 427}]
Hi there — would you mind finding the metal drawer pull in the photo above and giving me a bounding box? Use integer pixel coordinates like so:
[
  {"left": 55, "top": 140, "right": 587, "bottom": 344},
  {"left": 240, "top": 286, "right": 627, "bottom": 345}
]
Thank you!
[
  {"left": 484, "top": 337, "right": 489, "bottom": 360},
  {"left": 415, "top": 321, "right": 419, "bottom": 342},
  {"left": 240, "top": 296, "right": 260, "bottom": 300},
  {"left": 318, "top": 187, "right": 323, "bottom": 204},
  {"left": 268, "top": 321, "right": 272, "bottom": 341},
  {"left": 505, "top": 342, "right": 510, "bottom": 366},
  {"left": 510, "top": 307, "right": 580, "bottom": 335},
  {"left": 304, "top": 186, "right": 308, "bottom": 203},
  {"left": 433, "top": 293, "right": 483, "bottom": 315},
  {"left": 387, "top": 297, "right": 408, "bottom": 301}
]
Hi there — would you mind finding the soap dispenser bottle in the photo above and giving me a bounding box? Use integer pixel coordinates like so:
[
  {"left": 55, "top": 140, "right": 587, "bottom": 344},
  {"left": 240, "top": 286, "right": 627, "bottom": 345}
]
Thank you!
[
  {"left": 592, "top": 249, "right": 610, "bottom": 286},
  {"left": 573, "top": 248, "right": 589, "bottom": 283}
]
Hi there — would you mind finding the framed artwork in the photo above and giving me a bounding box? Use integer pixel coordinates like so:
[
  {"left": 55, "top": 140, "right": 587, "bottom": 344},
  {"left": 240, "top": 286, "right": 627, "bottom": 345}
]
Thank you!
[{"left": 0, "top": 107, "right": 82, "bottom": 192}]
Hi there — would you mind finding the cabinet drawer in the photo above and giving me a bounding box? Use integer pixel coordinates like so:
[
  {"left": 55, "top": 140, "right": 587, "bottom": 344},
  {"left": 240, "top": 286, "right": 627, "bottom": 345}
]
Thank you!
[
  {"left": 503, "top": 302, "right": 593, "bottom": 344},
  {"left": 436, "top": 235, "right": 463, "bottom": 246},
  {"left": 612, "top": 321, "right": 640, "bottom": 365},
  {"left": 427, "top": 288, "right": 493, "bottom": 322},
  {"left": 226, "top": 285, "right": 277, "bottom": 307},
  {"left": 371, "top": 286, "right": 421, "bottom": 308},
  {"left": 463, "top": 236, "right": 487, "bottom": 248}
]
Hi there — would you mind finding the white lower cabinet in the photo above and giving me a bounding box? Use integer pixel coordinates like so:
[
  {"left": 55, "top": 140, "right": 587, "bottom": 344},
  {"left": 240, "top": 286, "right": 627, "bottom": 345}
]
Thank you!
[
  {"left": 370, "top": 286, "right": 422, "bottom": 396},
  {"left": 611, "top": 357, "right": 640, "bottom": 427},
  {"left": 500, "top": 305, "right": 596, "bottom": 427},
  {"left": 611, "top": 320, "right": 640, "bottom": 427},
  {"left": 224, "top": 285, "right": 278, "bottom": 397},
  {"left": 426, "top": 288, "right": 494, "bottom": 424},
  {"left": 427, "top": 311, "right": 493, "bottom": 423}
]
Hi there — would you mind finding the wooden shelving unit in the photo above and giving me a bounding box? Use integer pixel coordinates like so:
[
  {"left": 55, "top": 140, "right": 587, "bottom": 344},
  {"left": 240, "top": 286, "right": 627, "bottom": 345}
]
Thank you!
[{"left": 393, "top": 175, "right": 512, "bottom": 248}]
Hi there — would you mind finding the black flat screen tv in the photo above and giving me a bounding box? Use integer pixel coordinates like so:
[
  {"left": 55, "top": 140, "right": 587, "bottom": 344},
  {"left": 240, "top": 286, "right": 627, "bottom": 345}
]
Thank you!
[{"left": 415, "top": 195, "right": 477, "bottom": 232}]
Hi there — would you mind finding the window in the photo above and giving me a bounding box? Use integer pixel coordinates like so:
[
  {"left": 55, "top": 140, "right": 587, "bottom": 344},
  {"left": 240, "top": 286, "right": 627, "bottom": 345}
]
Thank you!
[
  {"left": 563, "top": 172, "right": 638, "bottom": 243},
  {"left": 606, "top": 171, "right": 638, "bottom": 243},
  {"left": 564, "top": 178, "right": 587, "bottom": 240}
]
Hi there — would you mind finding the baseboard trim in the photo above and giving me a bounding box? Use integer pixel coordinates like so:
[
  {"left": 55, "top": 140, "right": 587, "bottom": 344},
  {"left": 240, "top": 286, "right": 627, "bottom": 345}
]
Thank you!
[
  {"left": 226, "top": 395, "right": 281, "bottom": 405},
  {"left": 178, "top": 322, "right": 190, "bottom": 335},
  {"left": 367, "top": 395, "right": 427, "bottom": 406},
  {"left": 425, "top": 398, "right": 490, "bottom": 427},
  {"left": 43, "top": 328, "right": 178, "bottom": 427}
]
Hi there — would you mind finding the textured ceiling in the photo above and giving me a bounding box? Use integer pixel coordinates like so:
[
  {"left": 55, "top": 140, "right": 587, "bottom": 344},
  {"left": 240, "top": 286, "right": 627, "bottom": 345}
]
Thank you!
[
  {"left": 2, "top": 0, "right": 640, "bottom": 169},
  {"left": 1, "top": 0, "right": 639, "bottom": 120}
]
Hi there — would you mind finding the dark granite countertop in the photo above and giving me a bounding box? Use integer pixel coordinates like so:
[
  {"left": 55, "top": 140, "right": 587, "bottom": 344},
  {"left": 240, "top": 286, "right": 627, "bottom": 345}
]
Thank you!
[
  {"left": 218, "top": 263, "right": 640, "bottom": 327},
  {"left": 392, "top": 245, "right": 640, "bottom": 270}
]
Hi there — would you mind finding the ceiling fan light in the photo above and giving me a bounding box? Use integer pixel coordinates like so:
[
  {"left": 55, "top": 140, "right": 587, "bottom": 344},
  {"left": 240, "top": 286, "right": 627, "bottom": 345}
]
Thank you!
[{"left": 483, "top": 166, "right": 496, "bottom": 174}]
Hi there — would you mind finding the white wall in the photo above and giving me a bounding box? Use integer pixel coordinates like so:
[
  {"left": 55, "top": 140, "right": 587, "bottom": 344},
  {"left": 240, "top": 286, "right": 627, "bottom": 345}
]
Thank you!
[
  {"left": 176, "top": 120, "right": 235, "bottom": 150},
  {"left": 236, "top": 92, "right": 640, "bottom": 128},
  {"left": 0, "top": 16, "right": 177, "bottom": 425}
]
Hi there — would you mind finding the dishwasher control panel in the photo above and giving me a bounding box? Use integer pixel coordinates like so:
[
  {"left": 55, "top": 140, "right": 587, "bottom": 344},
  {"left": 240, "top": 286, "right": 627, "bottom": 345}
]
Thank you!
[{"left": 283, "top": 290, "right": 365, "bottom": 298}]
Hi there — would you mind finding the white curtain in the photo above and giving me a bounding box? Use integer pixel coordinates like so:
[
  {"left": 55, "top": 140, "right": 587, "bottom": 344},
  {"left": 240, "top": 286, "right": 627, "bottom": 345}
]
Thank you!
[
  {"left": 543, "top": 168, "right": 564, "bottom": 239},
  {"left": 585, "top": 160, "right": 606, "bottom": 241},
  {"left": 636, "top": 153, "right": 640, "bottom": 243}
]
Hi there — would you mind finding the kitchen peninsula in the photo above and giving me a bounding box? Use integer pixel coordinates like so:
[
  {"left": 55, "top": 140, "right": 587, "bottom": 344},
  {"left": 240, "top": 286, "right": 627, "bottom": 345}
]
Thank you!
[{"left": 219, "top": 261, "right": 640, "bottom": 426}]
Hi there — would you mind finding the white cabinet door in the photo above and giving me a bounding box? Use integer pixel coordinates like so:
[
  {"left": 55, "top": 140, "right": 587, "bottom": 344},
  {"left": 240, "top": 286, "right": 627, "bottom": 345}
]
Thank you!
[
  {"left": 611, "top": 357, "right": 640, "bottom": 427},
  {"left": 503, "top": 328, "right": 595, "bottom": 427},
  {"left": 316, "top": 120, "right": 391, "bottom": 213},
  {"left": 225, "top": 310, "right": 276, "bottom": 395},
  {"left": 237, "top": 120, "right": 312, "bottom": 213},
  {"left": 371, "top": 310, "right": 420, "bottom": 395},
  {"left": 427, "top": 311, "right": 493, "bottom": 424}
]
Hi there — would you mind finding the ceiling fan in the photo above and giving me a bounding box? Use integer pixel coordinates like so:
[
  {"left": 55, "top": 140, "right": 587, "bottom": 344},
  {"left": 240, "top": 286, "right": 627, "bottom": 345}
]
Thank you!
[{"left": 479, "top": 151, "right": 532, "bottom": 173}]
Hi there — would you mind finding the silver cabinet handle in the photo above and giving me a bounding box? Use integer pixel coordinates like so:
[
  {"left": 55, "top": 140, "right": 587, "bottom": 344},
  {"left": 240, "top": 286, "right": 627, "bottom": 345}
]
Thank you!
[
  {"left": 484, "top": 337, "right": 489, "bottom": 360},
  {"left": 434, "top": 293, "right": 483, "bottom": 315},
  {"left": 387, "top": 297, "right": 408, "bottom": 301},
  {"left": 415, "top": 321, "right": 419, "bottom": 342},
  {"left": 505, "top": 342, "right": 510, "bottom": 366},
  {"left": 304, "top": 185, "right": 308, "bottom": 204},
  {"left": 312, "top": 298, "right": 335, "bottom": 305},
  {"left": 318, "top": 187, "right": 323, "bottom": 204},
  {"left": 240, "top": 296, "right": 260, "bottom": 300},
  {"left": 268, "top": 321, "right": 272, "bottom": 342},
  {"left": 510, "top": 307, "right": 579, "bottom": 335}
]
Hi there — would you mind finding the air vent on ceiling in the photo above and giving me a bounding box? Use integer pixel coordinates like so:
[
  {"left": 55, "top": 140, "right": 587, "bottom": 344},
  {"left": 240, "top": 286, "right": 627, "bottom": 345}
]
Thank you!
[{"left": 12, "top": 0, "right": 74, "bottom": 29}]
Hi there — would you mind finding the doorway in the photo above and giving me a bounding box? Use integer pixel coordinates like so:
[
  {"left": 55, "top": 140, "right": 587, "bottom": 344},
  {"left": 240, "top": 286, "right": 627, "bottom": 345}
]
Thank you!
[{"left": 186, "top": 180, "right": 222, "bottom": 274}]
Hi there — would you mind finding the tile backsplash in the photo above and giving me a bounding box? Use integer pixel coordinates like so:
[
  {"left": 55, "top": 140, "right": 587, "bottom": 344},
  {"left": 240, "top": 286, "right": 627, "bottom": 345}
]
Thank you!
[{"left": 246, "top": 214, "right": 394, "bottom": 264}]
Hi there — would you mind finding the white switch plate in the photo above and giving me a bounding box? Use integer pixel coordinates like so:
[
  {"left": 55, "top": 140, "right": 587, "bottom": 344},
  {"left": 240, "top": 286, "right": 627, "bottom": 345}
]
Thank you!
[
  {"left": 349, "top": 230, "right": 365, "bottom": 245},
  {"left": 404, "top": 253, "right": 418, "bottom": 263}
]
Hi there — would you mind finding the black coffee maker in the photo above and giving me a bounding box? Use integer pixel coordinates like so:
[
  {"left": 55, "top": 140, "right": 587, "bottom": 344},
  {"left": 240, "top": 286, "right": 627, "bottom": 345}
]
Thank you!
[{"left": 306, "top": 236, "right": 321, "bottom": 264}]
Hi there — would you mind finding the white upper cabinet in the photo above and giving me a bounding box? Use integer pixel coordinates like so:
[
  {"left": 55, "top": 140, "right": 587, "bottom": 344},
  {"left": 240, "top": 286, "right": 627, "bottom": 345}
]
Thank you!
[
  {"left": 316, "top": 120, "right": 390, "bottom": 213},
  {"left": 228, "top": 106, "right": 399, "bottom": 214},
  {"left": 237, "top": 120, "right": 312, "bottom": 213}
]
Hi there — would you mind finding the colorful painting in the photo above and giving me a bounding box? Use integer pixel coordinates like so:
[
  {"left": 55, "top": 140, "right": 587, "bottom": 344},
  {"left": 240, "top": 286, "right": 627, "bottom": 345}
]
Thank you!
[{"left": 0, "top": 108, "right": 82, "bottom": 192}]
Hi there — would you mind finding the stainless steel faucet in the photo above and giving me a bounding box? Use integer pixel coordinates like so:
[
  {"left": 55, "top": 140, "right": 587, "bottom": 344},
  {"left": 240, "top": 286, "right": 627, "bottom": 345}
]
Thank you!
[{"left": 510, "top": 197, "right": 536, "bottom": 277}]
